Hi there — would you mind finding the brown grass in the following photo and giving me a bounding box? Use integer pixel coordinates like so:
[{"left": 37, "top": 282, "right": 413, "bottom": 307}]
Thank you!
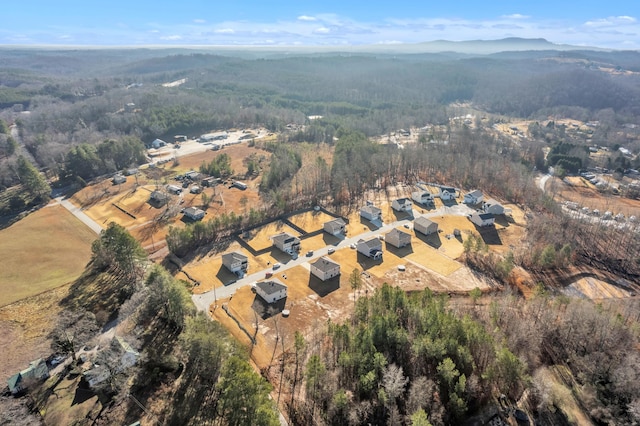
[{"left": 0, "top": 204, "right": 96, "bottom": 307}]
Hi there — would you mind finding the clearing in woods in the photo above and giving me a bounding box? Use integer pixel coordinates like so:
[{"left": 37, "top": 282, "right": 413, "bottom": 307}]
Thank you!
[{"left": 0, "top": 204, "right": 96, "bottom": 307}]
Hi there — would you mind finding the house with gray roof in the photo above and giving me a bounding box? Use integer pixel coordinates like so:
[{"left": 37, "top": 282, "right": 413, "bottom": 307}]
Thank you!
[
  {"left": 255, "top": 279, "right": 288, "bottom": 304},
  {"left": 391, "top": 198, "right": 413, "bottom": 212},
  {"left": 323, "top": 218, "right": 346, "bottom": 236},
  {"left": 360, "top": 205, "right": 382, "bottom": 222},
  {"left": 222, "top": 251, "right": 248, "bottom": 275},
  {"left": 463, "top": 190, "right": 483, "bottom": 205},
  {"left": 385, "top": 228, "right": 411, "bottom": 248},
  {"left": 414, "top": 216, "right": 438, "bottom": 235},
  {"left": 183, "top": 207, "right": 205, "bottom": 221},
  {"left": 439, "top": 186, "right": 457, "bottom": 201},
  {"left": 470, "top": 212, "right": 495, "bottom": 227},
  {"left": 483, "top": 199, "right": 505, "bottom": 215},
  {"left": 271, "top": 232, "right": 301, "bottom": 255},
  {"left": 357, "top": 238, "right": 383, "bottom": 260},
  {"left": 310, "top": 257, "right": 341, "bottom": 281}
]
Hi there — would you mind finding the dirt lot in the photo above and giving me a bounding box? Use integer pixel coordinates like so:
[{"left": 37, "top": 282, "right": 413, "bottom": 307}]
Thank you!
[
  {"left": 547, "top": 176, "right": 640, "bottom": 217},
  {"left": 0, "top": 204, "right": 96, "bottom": 306},
  {"left": 240, "top": 221, "right": 301, "bottom": 253}
]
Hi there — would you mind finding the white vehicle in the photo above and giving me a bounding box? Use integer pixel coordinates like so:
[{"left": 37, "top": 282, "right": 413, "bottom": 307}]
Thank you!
[
  {"left": 327, "top": 247, "right": 335, "bottom": 254},
  {"left": 272, "top": 263, "right": 282, "bottom": 270}
]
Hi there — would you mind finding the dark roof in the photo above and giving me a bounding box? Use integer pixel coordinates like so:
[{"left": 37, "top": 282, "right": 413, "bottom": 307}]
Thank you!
[
  {"left": 324, "top": 217, "right": 346, "bottom": 230},
  {"left": 256, "top": 279, "right": 287, "bottom": 295},
  {"left": 465, "top": 189, "right": 482, "bottom": 198},
  {"left": 271, "top": 232, "right": 298, "bottom": 245},
  {"left": 222, "top": 251, "right": 247, "bottom": 263},
  {"left": 150, "top": 190, "right": 167, "bottom": 200},
  {"left": 472, "top": 212, "right": 495, "bottom": 220},
  {"left": 7, "top": 373, "right": 21, "bottom": 392},
  {"left": 358, "top": 238, "right": 382, "bottom": 251},
  {"left": 311, "top": 257, "right": 340, "bottom": 273},
  {"left": 394, "top": 198, "right": 411, "bottom": 205},
  {"left": 441, "top": 186, "right": 456, "bottom": 193}
]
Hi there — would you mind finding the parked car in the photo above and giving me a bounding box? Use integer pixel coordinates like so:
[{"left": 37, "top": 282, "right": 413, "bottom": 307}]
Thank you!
[
  {"left": 306, "top": 250, "right": 313, "bottom": 257},
  {"left": 272, "top": 263, "right": 282, "bottom": 270},
  {"left": 327, "top": 247, "right": 335, "bottom": 254}
]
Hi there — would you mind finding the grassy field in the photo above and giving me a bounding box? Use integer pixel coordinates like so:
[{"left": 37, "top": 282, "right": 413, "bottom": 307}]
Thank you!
[{"left": 0, "top": 204, "right": 96, "bottom": 307}]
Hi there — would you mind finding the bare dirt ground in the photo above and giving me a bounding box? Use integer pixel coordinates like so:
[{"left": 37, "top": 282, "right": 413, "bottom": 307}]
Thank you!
[{"left": 546, "top": 176, "right": 640, "bottom": 217}]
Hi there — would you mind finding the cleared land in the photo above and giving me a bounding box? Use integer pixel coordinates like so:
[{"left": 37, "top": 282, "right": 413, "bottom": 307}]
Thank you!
[
  {"left": 546, "top": 176, "right": 640, "bottom": 217},
  {"left": 0, "top": 204, "right": 96, "bottom": 306}
]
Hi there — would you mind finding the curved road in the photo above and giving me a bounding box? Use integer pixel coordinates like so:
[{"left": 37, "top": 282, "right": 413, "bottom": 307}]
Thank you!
[{"left": 192, "top": 203, "right": 475, "bottom": 312}]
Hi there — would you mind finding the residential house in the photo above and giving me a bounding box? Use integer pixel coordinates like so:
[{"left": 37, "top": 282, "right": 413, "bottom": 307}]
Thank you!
[
  {"left": 7, "top": 359, "right": 49, "bottom": 395},
  {"left": 166, "top": 184, "right": 182, "bottom": 195},
  {"left": 255, "top": 279, "right": 287, "bottom": 304},
  {"left": 463, "top": 190, "right": 483, "bottom": 205},
  {"left": 271, "top": 232, "right": 301, "bottom": 255},
  {"left": 385, "top": 228, "right": 411, "bottom": 248},
  {"left": 149, "top": 190, "right": 168, "bottom": 206},
  {"left": 483, "top": 199, "right": 505, "bottom": 215},
  {"left": 470, "top": 212, "right": 495, "bottom": 227},
  {"left": 150, "top": 138, "right": 166, "bottom": 149},
  {"left": 124, "top": 168, "right": 138, "bottom": 176},
  {"left": 439, "top": 186, "right": 457, "bottom": 201},
  {"left": 112, "top": 174, "right": 126, "bottom": 185},
  {"left": 391, "top": 198, "right": 413, "bottom": 212},
  {"left": 413, "top": 216, "right": 438, "bottom": 236},
  {"left": 323, "top": 218, "right": 347, "bottom": 236},
  {"left": 232, "top": 181, "right": 248, "bottom": 190},
  {"left": 222, "top": 251, "right": 249, "bottom": 275},
  {"left": 360, "top": 205, "right": 382, "bottom": 222},
  {"left": 183, "top": 207, "right": 205, "bottom": 221},
  {"left": 310, "top": 257, "right": 341, "bottom": 281},
  {"left": 357, "top": 238, "right": 383, "bottom": 260},
  {"left": 411, "top": 191, "right": 434, "bottom": 205}
]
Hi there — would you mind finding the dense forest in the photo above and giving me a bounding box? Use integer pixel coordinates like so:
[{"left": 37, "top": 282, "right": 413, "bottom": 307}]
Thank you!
[{"left": 1, "top": 47, "right": 640, "bottom": 189}]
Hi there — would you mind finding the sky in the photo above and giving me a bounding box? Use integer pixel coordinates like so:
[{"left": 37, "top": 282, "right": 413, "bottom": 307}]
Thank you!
[{"left": 1, "top": 1, "right": 639, "bottom": 49}]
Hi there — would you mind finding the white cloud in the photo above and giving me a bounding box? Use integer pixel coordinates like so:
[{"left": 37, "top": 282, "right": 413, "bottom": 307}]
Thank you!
[
  {"left": 585, "top": 15, "right": 637, "bottom": 27},
  {"left": 160, "top": 35, "right": 182, "bottom": 40},
  {"left": 214, "top": 28, "right": 235, "bottom": 34},
  {"left": 297, "top": 15, "right": 316, "bottom": 22},
  {"left": 193, "top": 19, "right": 206, "bottom": 24},
  {"left": 314, "top": 27, "right": 330, "bottom": 34},
  {"left": 501, "top": 14, "right": 530, "bottom": 20}
]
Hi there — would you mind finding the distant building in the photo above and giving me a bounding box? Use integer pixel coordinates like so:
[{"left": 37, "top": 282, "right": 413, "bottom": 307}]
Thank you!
[
  {"left": 166, "top": 184, "right": 182, "bottom": 195},
  {"left": 222, "top": 251, "right": 248, "bottom": 275},
  {"left": 483, "top": 199, "right": 505, "bottom": 215},
  {"left": 439, "top": 186, "right": 457, "bottom": 201},
  {"left": 124, "top": 103, "right": 136, "bottom": 113},
  {"left": 357, "top": 238, "right": 383, "bottom": 260},
  {"left": 149, "top": 190, "right": 168, "bottom": 206},
  {"left": 323, "top": 218, "right": 347, "bottom": 236},
  {"left": 201, "top": 177, "right": 221, "bottom": 187},
  {"left": 184, "top": 170, "right": 200, "bottom": 180},
  {"left": 232, "top": 181, "right": 247, "bottom": 190},
  {"left": 183, "top": 207, "right": 205, "bottom": 221},
  {"left": 112, "top": 174, "right": 126, "bottom": 185},
  {"left": 414, "top": 216, "right": 438, "bottom": 236},
  {"left": 463, "top": 190, "right": 483, "bottom": 205},
  {"left": 310, "top": 257, "right": 341, "bottom": 281},
  {"left": 199, "top": 132, "right": 228, "bottom": 142},
  {"left": 412, "top": 191, "right": 434, "bottom": 205},
  {"left": 360, "top": 205, "right": 382, "bottom": 222},
  {"left": 470, "top": 212, "right": 495, "bottom": 227},
  {"left": 255, "top": 279, "right": 287, "bottom": 304},
  {"left": 385, "top": 228, "right": 411, "bottom": 248},
  {"left": 124, "top": 168, "right": 138, "bottom": 176},
  {"left": 391, "top": 198, "right": 413, "bottom": 212},
  {"left": 151, "top": 138, "right": 166, "bottom": 149},
  {"left": 190, "top": 186, "right": 202, "bottom": 194},
  {"left": 7, "top": 359, "right": 49, "bottom": 395},
  {"left": 271, "top": 232, "right": 301, "bottom": 255}
]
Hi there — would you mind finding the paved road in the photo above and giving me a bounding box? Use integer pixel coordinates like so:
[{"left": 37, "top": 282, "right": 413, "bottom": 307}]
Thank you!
[
  {"left": 191, "top": 204, "right": 474, "bottom": 312},
  {"left": 56, "top": 197, "right": 103, "bottom": 235}
]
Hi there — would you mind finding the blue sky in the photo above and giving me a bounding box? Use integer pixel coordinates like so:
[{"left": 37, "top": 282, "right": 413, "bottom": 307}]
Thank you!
[{"left": 2, "top": 1, "right": 638, "bottom": 49}]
